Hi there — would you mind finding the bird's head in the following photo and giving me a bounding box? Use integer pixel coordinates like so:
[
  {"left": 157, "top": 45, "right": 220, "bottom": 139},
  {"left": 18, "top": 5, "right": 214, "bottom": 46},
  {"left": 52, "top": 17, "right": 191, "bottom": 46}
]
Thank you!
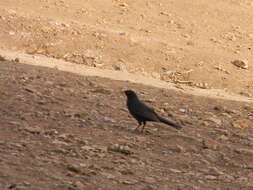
[{"left": 124, "top": 90, "right": 138, "bottom": 99}]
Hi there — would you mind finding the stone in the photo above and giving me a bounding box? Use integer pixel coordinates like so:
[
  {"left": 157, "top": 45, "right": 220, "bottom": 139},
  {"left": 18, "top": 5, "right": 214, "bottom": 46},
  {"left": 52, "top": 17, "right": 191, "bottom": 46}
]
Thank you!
[
  {"left": 219, "top": 174, "right": 235, "bottom": 182},
  {"left": 94, "top": 145, "right": 108, "bottom": 152},
  {"left": 207, "top": 117, "right": 222, "bottom": 125},
  {"left": 168, "top": 145, "right": 186, "bottom": 153},
  {"left": 144, "top": 176, "right": 156, "bottom": 183},
  {"left": 92, "top": 88, "right": 112, "bottom": 94},
  {"left": 9, "top": 31, "right": 15, "bottom": 35},
  {"left": 240, "top": 91, "right": 252, "bottom": 97},
  {"left": 195, "top": 82, "right": 209, "bottom": 89},
  {"left": 52, "top": 140, "right": 68, "bottom": 145},
  {"left": 24, "top": 126, "right": 43, "bottom": 134},
  {"left": 14, "top": 185, "right": 27, "bottom": 190},
  {"left": 232, "top": 121, "right": 249, "bottom": 129},
  {"left": 208, "top": 167, "right": 224, "bottom": 176},
  {"left": 81, "top": 145, "right": 94, "bottom": 151},
  {"left": 231, "top": 59, "right": 248, "bottom": 69},
  {"left": 221, "top": 113, "right": 232, "bottom": 118},
  {"left": 203, "top": 149, "right": 220, "bottom": 162},
  {"left": 103, "top": 117, "right": 115, "bottom": 123},
  {"left": 101, "top": 172, "right": 116, "bottom": 179},
  {"left": 169, "top": 168, "right": 182, "bottom": 173},
  {"left": 205, "top": 175, "right": 217, "bottom": 180},
  {"left": 83, "top": 49, "right": 96, "bottom": 58},
  {"left": 187, "top": 41, "right": 194, "bottom": 46},
  {"left": 214, "top": 105, "right": 226, "bottom": 112},
  {"left": 217, "top": 135, "right": 229, "bottom": 141},
  {"left": 51, "top": 148, "right": 68, "bottom": 154},
  {"left": 108, "top": 144, "right": 131, "bottom": 154},
  {"left": 202, "top": 139, "right": 219, "bottom": 150},
  {"left": 79, "top": 163, "right": 87, "bottom": 168},
  {"left": 119, "top": 169, "right": 134, "bottom": 175},
  {"left": 248, "top": 137, "right": 253, "bottom": 142},
  {"left": 119, "top": 3, "right": 128, "bottom": 7},
  {"left": 234, "top": 148, "right": 253, "bottom": 156},
  {"left": 67, "top": 164, "right": 82, "bottom": 174},
  {"left": 73, "top": 181, "right": 85, "bottom": 189},
  {"left": 114, "top": 64, "right": 128, "bottom": 72},
  {"left": 179, "top": 108, "right": 187, "bottom": 113},
  {"left": 122, "top": 179, "right": 138, "bottom": 185},
  {"left": 14, "top": 58, "right": 20, "bottom": 62},
  {"left": 0, "top": 55, "right": 6, "bottom": 61},
  {"left": 151, "top": 72, "right": 160, "bottom": 79},
  {"left": 236, "top": 177, "right": 248, "bottom": 183}
]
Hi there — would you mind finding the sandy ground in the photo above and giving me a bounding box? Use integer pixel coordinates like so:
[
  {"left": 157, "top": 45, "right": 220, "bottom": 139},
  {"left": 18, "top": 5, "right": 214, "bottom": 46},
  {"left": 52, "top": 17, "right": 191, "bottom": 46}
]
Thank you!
[
  {"left": 0, "top": 1, "right": 253, "bottom": 190},
  {"left": 0, "top": 60, "right": 253, "bottom": 190},
  {"left": 0, "top": 0, "right": 253, "bottom": 96}
]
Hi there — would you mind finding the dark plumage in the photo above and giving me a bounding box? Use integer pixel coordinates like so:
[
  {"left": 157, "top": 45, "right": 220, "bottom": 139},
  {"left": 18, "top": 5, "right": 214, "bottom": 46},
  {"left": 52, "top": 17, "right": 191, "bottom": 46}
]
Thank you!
[{"left": 124, "top": 90, "right": 182, "bottom": 132}]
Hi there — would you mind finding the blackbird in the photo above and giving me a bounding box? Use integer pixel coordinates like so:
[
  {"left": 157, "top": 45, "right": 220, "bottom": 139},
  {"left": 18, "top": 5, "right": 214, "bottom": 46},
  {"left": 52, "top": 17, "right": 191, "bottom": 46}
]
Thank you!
[{"left": 124, "top": 90, "right": 182, "bottom": 132}]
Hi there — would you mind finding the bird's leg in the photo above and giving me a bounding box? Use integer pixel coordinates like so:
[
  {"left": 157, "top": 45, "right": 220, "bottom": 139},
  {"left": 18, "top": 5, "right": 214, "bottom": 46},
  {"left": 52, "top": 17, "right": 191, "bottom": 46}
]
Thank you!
[
  {"left": 134, "top": 121, "right": 142, "bottom": 131},
  {"left": 141, "top": 121, "right": 146, "bottom": 132}
]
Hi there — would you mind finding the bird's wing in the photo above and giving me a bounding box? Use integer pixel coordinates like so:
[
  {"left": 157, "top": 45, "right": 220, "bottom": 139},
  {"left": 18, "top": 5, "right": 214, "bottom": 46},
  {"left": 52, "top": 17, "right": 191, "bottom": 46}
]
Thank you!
[{"left": 131, "top": 101, "right": 159, "bottom": 121}]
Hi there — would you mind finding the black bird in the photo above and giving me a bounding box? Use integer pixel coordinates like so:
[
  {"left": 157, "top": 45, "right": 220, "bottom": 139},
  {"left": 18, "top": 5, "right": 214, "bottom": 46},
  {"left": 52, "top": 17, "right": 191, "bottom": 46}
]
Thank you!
[{"left": 124, "top": 90, "right": 182, "bottom": 132}]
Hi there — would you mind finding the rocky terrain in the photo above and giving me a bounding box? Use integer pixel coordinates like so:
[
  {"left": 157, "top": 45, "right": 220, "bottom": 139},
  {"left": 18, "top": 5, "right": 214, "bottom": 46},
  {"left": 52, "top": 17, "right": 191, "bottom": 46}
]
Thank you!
[
  {"left": 0, "top": 0, "right": 253, "bottom": 95},
  {"left": 0, "top": 1, "right": 253, "bottom": 189},
  {"left": 0, "top": 60, "right": 253, "bottom": 190}
]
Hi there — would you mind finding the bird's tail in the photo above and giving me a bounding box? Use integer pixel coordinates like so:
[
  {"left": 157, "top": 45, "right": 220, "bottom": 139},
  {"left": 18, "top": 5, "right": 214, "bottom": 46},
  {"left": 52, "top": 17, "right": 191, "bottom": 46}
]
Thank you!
[{"left": 157, "top": 116, "right": 182, "bottom": 130}]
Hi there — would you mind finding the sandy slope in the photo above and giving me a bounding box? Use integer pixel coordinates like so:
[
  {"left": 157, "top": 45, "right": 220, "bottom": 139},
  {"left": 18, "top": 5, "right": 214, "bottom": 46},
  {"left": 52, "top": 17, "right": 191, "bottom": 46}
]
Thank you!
[{"left": 0, "top": 0, "right": 253, "bottom": 96}]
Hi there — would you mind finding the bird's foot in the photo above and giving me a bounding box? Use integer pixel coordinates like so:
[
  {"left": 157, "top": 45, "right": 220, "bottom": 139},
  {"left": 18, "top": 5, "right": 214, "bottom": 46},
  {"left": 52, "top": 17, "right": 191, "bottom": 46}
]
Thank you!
[
  {"left": 143, "top": 130, "right": 152, "bottom": 135},
  {"left": 132, "top": 128, "right": 141, "bottom": 134}
]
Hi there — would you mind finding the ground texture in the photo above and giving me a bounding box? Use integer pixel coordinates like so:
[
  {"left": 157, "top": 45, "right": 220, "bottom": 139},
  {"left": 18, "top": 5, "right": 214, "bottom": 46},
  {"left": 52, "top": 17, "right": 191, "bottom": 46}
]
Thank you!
[
  {"left": 0, "top": 0, "right": 253, "bottom": 95},
  {"left": 0, "top": 60, "right": 253, "bottom": 190}
]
